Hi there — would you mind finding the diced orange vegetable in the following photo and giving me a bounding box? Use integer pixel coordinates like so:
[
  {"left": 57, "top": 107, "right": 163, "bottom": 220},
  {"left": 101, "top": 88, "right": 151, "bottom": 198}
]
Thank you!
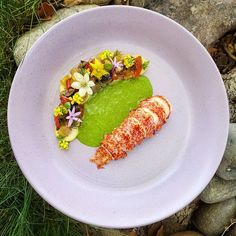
[
  {"left": 54, "top": 116, "right": 60, "bottom": 130},
  {"left": 66, "top": 79, "right": 73, "bottom": 90},
  {"left": 60, "top": 95, "right": 70, "bottom": 104},
  {"left": 133, "top": 56, "right": 142, "bottom": 78}
]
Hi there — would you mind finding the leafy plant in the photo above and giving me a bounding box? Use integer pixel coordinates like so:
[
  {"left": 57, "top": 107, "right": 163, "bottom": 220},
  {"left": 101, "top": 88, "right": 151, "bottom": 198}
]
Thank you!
[{"left": 0, "top": 1, "right": 84, "bottom": 235}]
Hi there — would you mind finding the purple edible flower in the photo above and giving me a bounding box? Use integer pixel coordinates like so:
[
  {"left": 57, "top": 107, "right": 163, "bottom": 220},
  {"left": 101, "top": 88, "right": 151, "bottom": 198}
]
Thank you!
[
  {"left": 110, "top": 57, "right": 123, "bottom": 73},
  {"left": 66, "top": 106, "right": 81, "bottom": 127}
]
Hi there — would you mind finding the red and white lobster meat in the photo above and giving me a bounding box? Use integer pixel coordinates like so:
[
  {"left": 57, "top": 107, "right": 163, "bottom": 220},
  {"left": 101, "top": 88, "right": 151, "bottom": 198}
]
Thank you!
[{"left": 90, "top": 95, "right": 172, "bottom": 168}]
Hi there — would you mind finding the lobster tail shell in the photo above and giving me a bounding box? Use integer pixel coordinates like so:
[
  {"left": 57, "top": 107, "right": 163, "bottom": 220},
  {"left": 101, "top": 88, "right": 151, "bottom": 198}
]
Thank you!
[{"left": 90, "top": 95, "right": 172, "bottom": 168}]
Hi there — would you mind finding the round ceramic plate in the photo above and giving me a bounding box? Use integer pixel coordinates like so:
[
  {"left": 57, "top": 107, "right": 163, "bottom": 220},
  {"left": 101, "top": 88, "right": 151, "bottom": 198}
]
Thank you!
[{"left": 8, "top": 6, "right": 229, "bottom": 228}]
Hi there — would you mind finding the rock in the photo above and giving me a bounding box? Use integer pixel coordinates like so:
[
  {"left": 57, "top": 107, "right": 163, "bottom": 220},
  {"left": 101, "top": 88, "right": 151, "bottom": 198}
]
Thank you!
[
  {"left": 229, "top": 103, "right": 236, "bottom": 123},
  {"left": 146, "top": 0, "right": 236, "bottom": 48},
  {"left": 217, "top": 123, "right": 236, "bottom": 180},
  {"left": 113, "top": 0, "right": 146, "bottom": 7},
  {"left": 225, "top": 224, "right": 236, "bottom": 236},
  {"left": 193, "top": 198, "right": 236, "bottom": 236},
  {"left": 169, "top": 231, "right": 203, "bottom": 236},
  {"left": 113, "top": 0, "right": 129, "bottom": 5},
  {"left": 64, "top": 0, "right": 110, "bottom": 6},
  {"left": 222, "top": 68, "right": 236, "bottom": 123},
  {"left": 98, "top": 228, "right": 130, "bottom": 236},
  {"left": 148, "top": 222, "right": 162, "bottom": 236},
  {"left": 162, "top": 198, "right": 200, "bottom": 235},
  {"left": 133, "top": 227, "right": 148, "bottom": 236},
  {"left": 200, "top": 176, "right": 236, "bottom": 203},
  {"left": 13, "top": 5, "right": 98, "bottom": 66}
]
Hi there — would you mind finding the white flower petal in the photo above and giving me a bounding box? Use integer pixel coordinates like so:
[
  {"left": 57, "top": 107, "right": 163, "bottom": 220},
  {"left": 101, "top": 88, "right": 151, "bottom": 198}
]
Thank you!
[
  {"left": 74, "top": 72, "right": 84, "bottom": 82},
  {"left": 71, "top": 82, "right": 81, "bottom": 89},
  {"left": 88, "top": 81, "right": 95, "bottom": 87},
  {"left": 86, "top": 87, "right": 93, "bottom": 95},
  {"left": 84, "top": 73, "right": 90, "bottom": 82},
  {"left": 79, "top": 87, "right": 86, "bottom": 97}
]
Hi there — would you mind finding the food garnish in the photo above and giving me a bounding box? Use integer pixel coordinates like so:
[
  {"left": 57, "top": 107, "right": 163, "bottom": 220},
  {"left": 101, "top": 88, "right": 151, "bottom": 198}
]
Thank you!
[{"left": 53, "top": 50, "right": 150, "bottom": 149}]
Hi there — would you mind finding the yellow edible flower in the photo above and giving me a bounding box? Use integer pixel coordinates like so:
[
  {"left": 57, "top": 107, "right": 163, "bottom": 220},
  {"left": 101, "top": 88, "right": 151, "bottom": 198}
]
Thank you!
[
  {"left": 98, "top": 50, "right": 113, "bottom": 61},
  {"left": 54, "top": 107, "right": 63, "bottom": 116},
  {"left": 90, "top": 59, "right": 109, "bottom": 79},
  {"left": 60, "top": 74, "right": 71, "bottom": 86},
  {"left": 123, "top": 54, "right": 135, "bottom": 68},
  {"left": 54, "top": 105, "right": 68, "bottom": 116},
  {"left": 69, "top": 93, "right": 84, "bottom": 105},
  {"left": 58, "top": 140, "right": 69, "bottom": 150},
  {"left": 60, "top": 74, "right": 71, "bottom": 92}
]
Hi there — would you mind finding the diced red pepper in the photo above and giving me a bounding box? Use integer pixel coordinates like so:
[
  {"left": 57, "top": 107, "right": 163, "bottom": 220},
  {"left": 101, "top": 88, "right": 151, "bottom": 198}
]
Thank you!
[
  {"left": 112, "top": 74, "right": 118, "bottom": 80},
  {"left": 66, "top": 79, "right": 73, "bottom": 90},
  {"left": 54, "top": 116, "right": 60, "bottom": 129},
  {"left": 60, "top": 95, "right": 70, "bottom": 104},
  {"left": 133, "top": 56, "right": 142, "bottom": 78},
  {"left": 85, "top": 62, "right": 92, "bottom": 72}
]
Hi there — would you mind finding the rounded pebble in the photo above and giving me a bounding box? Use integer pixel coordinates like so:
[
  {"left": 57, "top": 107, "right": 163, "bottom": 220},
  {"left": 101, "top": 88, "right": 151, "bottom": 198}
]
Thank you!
[{"left": 193, "top": 198, "right": 236, "bottom": 236}]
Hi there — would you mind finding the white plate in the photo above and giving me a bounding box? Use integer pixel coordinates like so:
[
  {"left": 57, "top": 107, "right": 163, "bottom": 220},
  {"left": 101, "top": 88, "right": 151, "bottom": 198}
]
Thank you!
[{"left": 8, "top": 6, "right": 229, "bottom": 228}]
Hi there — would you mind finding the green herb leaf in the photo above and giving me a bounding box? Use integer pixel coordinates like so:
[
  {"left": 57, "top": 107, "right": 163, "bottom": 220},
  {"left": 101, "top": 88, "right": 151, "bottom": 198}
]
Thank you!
[
  {"left": 79, "top": 68, "right": 87, "bottom": 75},
  {"left": 142, "top": 60, "right": 150, "bottom": 70}
]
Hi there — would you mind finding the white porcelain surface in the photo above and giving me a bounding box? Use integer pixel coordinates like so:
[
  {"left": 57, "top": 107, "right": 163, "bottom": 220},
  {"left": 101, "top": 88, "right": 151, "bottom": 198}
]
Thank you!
[{"left": 8, "top": 6, "right": 229, "bottom": 228}]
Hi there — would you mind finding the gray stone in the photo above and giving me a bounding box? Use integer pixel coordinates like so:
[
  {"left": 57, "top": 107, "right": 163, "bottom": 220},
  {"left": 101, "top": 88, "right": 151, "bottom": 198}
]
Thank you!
[
  {"left": 147, "top": 0, "right": 236, "bottom": 48},
  {"left": 223, "top": 68, "right": 236, "bottom": 123},
  {"left": 64, "top": 0, "right": 110, "bottom": 6},
  {"left": 148, "top": 222, "right": 162, "bottom": 236},
  {"left": 113, "top": 0, "right": 146, "bottom": 7},
  {"left": 113, "top": 0, "right": 129, "bottom": 5},
  {"left": 193, "top": 198, "right": 236, "bottom": 236},
  {"left": 217, "top": 124, "right": 236, "bottom": 180},
  {"left": 200, "top": 176, "right": 236, "bottom": 203},
  {"left": 162, "top": 198, "right": 200, "bottom": 235},
  {"left": 169, "top": 231, "right": 203, "bottom": 236},
  {"left": 98, "top": 229, "right": 129, "bottom": 236},
  {"left": 13, "top": 5, "right": 98, "bottom": 66}
]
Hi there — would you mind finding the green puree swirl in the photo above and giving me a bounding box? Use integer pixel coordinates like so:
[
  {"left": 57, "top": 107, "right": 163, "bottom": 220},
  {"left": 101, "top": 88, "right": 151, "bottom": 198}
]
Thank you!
[{"left": 77, "top": 76, "right": 153, "bottom": 147}]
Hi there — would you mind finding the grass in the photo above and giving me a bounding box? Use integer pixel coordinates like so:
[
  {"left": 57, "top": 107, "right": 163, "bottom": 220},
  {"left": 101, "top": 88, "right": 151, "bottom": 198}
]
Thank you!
[{"left": 0, "top": 1, "right": 94, "bottom": 235}]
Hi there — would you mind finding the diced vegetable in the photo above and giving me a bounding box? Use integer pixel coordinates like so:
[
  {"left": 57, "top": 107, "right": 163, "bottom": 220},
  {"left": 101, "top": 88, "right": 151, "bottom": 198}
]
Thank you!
[
  {"left": 134, "top": 56, "right": 142, "bottom": 77},
  {"left": 54, "top": 116, "right": 60, "bottom": 130},
  {"left": 60, "top": 95, "right": 70, "bottom": 104},
  {"left": 64, "top": 127, "right": 79, "bottom": 142},
  {"left": 104, "top": 63, "right": 113, "bottom": 71},
  {"left": 85, "top": 62, "right": 92, "bottom": 72},
  {"left": 64, "top": 102, "right": 71, "bottom": 109},
  {"left": 66, "top": 79, "right": 73, "bottom": 90},
  {"left": 58, "top": 126, "right": 71, "bottom": 137}
]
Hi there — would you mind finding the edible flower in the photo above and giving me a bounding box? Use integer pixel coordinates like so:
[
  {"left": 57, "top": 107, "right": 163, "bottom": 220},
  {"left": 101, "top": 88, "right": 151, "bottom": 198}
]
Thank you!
[
  {"left": 90, "top": 59, "right": 109, "bottom": 79},
  {"left": 71, "top": 72, "right": 95, "bottom": 97},
  {"left": 60, "top": 74, "right": 71, "bottom": 87},
  {"left": 110, "top": 57, "right": 123, "bottom": 71},
  {"left": 69, "top": 93, "right": 83, "bottom": 105},
  {"left": 58, "top": 140, "right": 69, "bottom": 150},
  {"left": 54, "top": 107, "right": 63, "bottom": 116},
  {"left": 123, "top": 54, "right": 135, "bottom": 68},
  {"left": 98, "top": 50, "right": 113, "bottom": 61},
  {"left": 54, "top": 105, "right": 68, "bottom": 116},
  {"left": 66, "top": 106, "right": 82, "bottom": 127}
]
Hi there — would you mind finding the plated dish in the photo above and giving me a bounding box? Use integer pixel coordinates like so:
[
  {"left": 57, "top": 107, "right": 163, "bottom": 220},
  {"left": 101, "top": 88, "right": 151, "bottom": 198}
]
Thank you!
[
  {"left": 8, "top": 6, "right": 228, "bottom": 228},
  {"left": 54, "top": 50, "right": 171, "bottom": 168}
]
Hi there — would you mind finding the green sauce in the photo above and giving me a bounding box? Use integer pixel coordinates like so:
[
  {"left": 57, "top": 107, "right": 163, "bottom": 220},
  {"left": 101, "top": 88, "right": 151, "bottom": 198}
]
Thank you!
[{"left": 78, "top": 76, "right": 153, "bottom": 147}]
